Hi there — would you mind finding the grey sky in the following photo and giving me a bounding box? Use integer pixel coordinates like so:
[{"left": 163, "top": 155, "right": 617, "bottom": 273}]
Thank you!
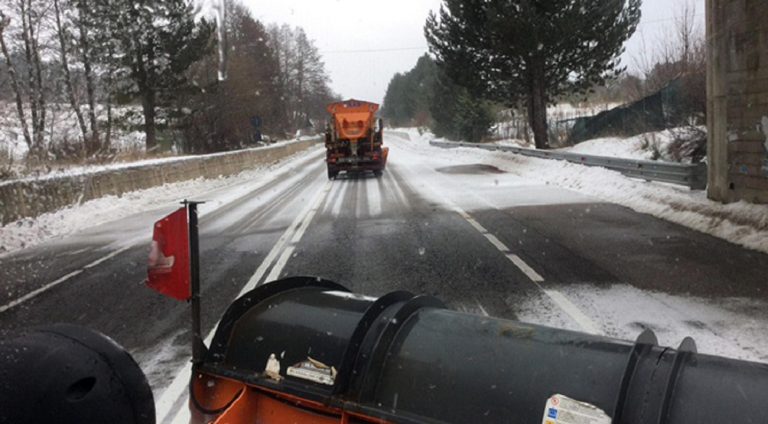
[{"left": 244, "top": 0, "right": 705, "bottom": 104}]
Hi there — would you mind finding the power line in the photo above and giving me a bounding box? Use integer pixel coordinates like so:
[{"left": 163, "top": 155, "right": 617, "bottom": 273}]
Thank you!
[
  {"left": 321, "top": 46, "right": 428, "bottom": 55},
  {"left": 318, "top": 12, "right": 704, "bottom": 55},
  {"left": 637, "top": 12, "right": 705, "bottom": 27}
]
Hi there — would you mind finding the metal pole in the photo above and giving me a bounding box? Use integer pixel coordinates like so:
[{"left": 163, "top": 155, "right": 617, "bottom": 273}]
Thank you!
[{"left": 185, "top": 200, "right": 207, "bottom": 365}]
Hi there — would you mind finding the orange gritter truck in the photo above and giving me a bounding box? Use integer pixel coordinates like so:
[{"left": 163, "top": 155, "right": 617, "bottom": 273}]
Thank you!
[{"left": 325, "top": 99, "right": 389, "bottom": 179}]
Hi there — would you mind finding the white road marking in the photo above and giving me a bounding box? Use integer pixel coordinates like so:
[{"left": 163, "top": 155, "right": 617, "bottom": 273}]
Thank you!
[
  {"left": 407, "top": 164, "right": 604, "bottom": 336},
  {"left": 475, "top": 299, "right": 490, "bottom": 317},
  {"left": 157, "top": 180, "right": 331, "bottom": 424},
  {"left": 0, "top": 245, "right": 133, "bottom": 314},
  {"left": 506, "top": 254, "right": 544, "bottom": 282},
  {"left": 543, "top": 290, "right": 603, "bottom": 335},
  {"left": 265, "top": 245, "right": 295, "bottom": 282},
  {"left": 83, "top": 245, "right": 132, "bottom": 269},
  {"left": 239, "top": 183, "right": 330, "bottom": 297},
  {"left": 0, "top": 270, "right": 83, "bottom": 314},
  {"left": 65, "top": 247, "right": 91, "bottom": 256},
  {"left": 465, "top": 217, "right": 487, "bottom": 234},
  {"left": 367, "top": 178, "right": 382, "bottom": 217},
  {"left": 483, "top": 233, "right": 510, "bottom": 252}
]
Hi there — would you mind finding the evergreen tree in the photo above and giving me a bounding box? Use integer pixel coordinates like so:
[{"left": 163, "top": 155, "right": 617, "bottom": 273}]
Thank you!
[
  {"left": 382, "top": 54, "right": 492, "bottom": 141},
  {"left": 425, "top": 0, "right": 641, "bottom": 149},
  {"left": 430, "top": 66, "right": 493, "bottom": 143},
  {"left": 382, "top": 54, "right": 437, "bottom": 127},
  {"left": 183, "top": 1, "right": 285, "bottom": 152},
  {"left": 382, "top": 73, "right": 414, "bottom": 127},
  {"left": 92, "top": 0, "right": 214, "bottom": 150}
]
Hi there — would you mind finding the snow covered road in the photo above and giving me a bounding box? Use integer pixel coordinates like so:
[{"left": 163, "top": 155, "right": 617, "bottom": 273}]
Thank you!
[{"left": 1, "top": 132, "right": 767, "bottom": 423}]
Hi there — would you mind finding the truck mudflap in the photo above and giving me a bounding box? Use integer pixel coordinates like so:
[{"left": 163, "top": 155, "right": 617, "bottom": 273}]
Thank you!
[{"left": 191, "top": 276, "right": 768, "bottom": 424}]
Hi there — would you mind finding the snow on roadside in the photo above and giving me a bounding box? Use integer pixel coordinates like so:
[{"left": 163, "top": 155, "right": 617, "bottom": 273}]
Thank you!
[
  {"left": 0, "top": 146, "right": 323, "bottom": 256},
  {"left": 558, "top": 127, "right": 706, "bottom": 163},
  {"left": 559, "top": 134, "right": 660, "bottom": 161},
  {"left": 393, "top": 128, "right": 768, "bottom": 255},
  {"left": 517, "top": 284, "right": 768, "bottom": 363}
]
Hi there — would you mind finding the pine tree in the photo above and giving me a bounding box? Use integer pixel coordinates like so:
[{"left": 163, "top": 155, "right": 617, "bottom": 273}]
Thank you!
[
  {"left": 92, "top": 0, "right": 214, "bottom": 150},
  {"left": 382, "top": 55, "right": 437, "bottom": 127},
  {"left": 382, "top": 54, "right": 492, "bottom": 141},
  {"left": 430, "top": 67, "right": 494, "bottom": 143},
  {"left": 425, "top": 0, "right": 641, "bottom": 149}
]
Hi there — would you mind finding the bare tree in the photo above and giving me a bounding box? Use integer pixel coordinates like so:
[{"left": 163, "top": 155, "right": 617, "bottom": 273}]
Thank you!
[
  {"left": 0, "top": 11, "right": 32, "bottom": 149},
  {"left": 53, "top": 0, "right": 88, "bottom": 151},
  {"left": 75, "top": 0, "right": 100, "bottom": 152},
  {"left": 634, "top": 0, "right": 705, "bottom": 96},
  {"left": 18, "top": 0, "right": 48, "bottom": 158}
]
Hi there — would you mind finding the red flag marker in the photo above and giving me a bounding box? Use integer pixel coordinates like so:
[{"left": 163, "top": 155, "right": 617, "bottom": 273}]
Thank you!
[{"left": 147, "top": 207, "right": 190, "bottom": 301}]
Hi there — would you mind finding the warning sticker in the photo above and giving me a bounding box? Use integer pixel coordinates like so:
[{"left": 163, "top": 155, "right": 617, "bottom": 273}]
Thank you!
[
  {"left": 287, "top": 357, "right": 337, "bottom": 386},
  {"left": 541, "top": 394, "right": 611, "bottom": 424}
]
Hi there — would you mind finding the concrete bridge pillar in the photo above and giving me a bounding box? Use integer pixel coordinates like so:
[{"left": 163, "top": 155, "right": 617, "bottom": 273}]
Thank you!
[{"left": 707, "top": 0, "right": 768, "bottom": 203}]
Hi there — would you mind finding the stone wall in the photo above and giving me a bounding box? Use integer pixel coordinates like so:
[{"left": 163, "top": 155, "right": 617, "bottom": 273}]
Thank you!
[{"left": 0, "top": 139, "right": 320, "bottom": 225}]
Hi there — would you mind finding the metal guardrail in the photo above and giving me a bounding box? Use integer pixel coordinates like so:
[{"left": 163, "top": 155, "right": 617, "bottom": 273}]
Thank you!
[{"left": 430, "top": 140, "right": 708, "bottom": 190}]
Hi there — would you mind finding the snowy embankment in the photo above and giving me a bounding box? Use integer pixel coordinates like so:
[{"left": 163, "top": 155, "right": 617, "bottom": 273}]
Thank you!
[
  {"left": 491, "top": 126, "right": 706, "bottom": 163},
  {"left": 557, "top": 127, "right": 706, "bottom": 163},
  {"left": 0, "top": 146, "right": 321, "bottom": 255},
  {"left": 397, "top": 128, "right": 768, "bottom": 255}
]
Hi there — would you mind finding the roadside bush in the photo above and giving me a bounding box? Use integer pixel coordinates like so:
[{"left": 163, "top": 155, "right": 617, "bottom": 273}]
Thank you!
[{"left": 669, "top": 126, "right": 707, "bottom": 163}]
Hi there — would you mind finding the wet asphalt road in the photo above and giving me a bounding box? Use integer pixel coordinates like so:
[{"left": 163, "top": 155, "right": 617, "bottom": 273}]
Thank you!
[{"left": 1, "top": 134, "right": 768, "bottom": 408}]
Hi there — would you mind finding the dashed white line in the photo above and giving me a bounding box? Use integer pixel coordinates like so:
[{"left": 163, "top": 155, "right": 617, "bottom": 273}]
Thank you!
[
  {"left": 483, "top": 233, "right": 510, "bottom": 253},
  {"left": 464, "top": 217, "right": 487, "bottom": 234},
  {"left": 506, "top": 253, "right": 544, "bottom": 282},
  {"left": 543, "top": 290, "right": 602, "bottom": 335},
  {"left": 417, "top": 175, "right": 604, "bottom": 336}
]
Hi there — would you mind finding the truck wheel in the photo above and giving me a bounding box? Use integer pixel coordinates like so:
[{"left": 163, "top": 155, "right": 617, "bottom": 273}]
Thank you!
[
  {"left": 328, "top": 168, "right": 338, "bottom": 180},
  {"left": 374, "top": 170, "right": 383, "bottom": 178}
]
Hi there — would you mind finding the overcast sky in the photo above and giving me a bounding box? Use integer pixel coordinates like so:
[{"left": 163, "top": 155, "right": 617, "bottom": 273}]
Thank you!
[{"left": 242, "top": 0, "right": 705, "bottom": 104}]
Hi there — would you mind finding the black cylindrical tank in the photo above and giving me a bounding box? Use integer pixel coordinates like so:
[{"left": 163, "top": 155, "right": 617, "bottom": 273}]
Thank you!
[{"left": 201, "top": 277, "right": 768, "bottom": 424}]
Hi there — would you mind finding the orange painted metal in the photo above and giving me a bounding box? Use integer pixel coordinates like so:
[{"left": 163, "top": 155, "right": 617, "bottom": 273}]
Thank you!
[
  {"left": 191, "top": 372, "right": 391, "bottom": 424},
  {"left": 326, "top": 100, "right": 380, "bottom": 141}
]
